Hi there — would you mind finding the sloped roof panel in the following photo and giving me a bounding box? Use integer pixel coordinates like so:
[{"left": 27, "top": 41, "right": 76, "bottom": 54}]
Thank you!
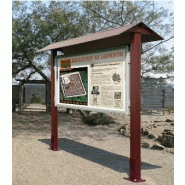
[{"left": 38, "top": 22, "right": 163, "bottom": 52}]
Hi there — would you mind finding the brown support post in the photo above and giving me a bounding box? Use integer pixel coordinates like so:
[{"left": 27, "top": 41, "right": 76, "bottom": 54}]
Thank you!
[
  {"left": 50, "top": 50, "right": 59, "bottom": 151},
  {"left": 45, "top": 82, "right": 48, "bottom": 112},
  {"left": 124, "top": 32, "right": 145, "bottom": 182}
]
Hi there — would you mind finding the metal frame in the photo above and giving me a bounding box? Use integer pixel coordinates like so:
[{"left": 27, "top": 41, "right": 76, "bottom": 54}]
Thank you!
[
  {"left": 124, "top": 32, "right": 146, "bottom": 182},
  {"left": 50, "top": 50, "right": 59, "bottom": 151}
]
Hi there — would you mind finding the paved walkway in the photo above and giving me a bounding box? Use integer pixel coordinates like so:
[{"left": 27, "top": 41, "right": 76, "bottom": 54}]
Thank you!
[{"left": 22, "top": 103, "right": 46, "bottom": 111}]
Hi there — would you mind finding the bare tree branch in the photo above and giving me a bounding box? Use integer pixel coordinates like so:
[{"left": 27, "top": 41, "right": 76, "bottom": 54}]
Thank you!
[
  {"left": 28, "top": 60, "right": 51, "bottom": 83},
  {"left": 120, "top": 2, "right": 124, "bottom": 24},
  {"left": 25, "top": 70, "right": 36, "bottom": 81},
  {"left": 122, "top": 6, "right": 136, "bottom": 25},
  {"left": 12, "top": 64, "right": 30, "bottom": 75},
  {"left": 141, "top": 36, "right": 174, "bottom": 55},
  {"left": 80, "top": 3, "right": 123, "bottom": 27},
  {"left": 23, "top": 52, "right": 51, "bottom": 83}
]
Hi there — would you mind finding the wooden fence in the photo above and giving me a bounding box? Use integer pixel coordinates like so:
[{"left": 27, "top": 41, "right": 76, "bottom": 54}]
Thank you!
[{"left": 141, "top": 86, "right": 174, "bottom": 112}]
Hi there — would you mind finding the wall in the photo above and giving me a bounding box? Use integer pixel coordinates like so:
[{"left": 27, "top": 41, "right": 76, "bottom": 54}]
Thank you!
[
  {"left": 24, "top": 84, "right": 46, "bottom": 104},
  {"left": 141, "top": 85, "right": 174, "bottom": 111}
]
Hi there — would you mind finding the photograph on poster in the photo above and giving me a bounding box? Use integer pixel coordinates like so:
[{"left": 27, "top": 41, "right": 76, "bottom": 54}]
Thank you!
[
  {"left": 60, "top": 68, "right": 88, "bottom": 105},
  {"left": 60, "top": 59, "right": 71, "bottom": 71}
]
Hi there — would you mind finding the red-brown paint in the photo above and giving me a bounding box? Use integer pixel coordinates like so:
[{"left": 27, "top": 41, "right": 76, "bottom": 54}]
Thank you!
[
  {"left": 124, "top": 32, "right": 146, "bottom": 182},
  {"left": 51, "top": 50, "right": 59, "bottom": 151}
]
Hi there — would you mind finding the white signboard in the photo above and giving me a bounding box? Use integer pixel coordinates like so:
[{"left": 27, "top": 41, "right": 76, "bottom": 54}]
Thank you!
[{"left": 55, "top": 46, "right": 130, "bottom": 114}]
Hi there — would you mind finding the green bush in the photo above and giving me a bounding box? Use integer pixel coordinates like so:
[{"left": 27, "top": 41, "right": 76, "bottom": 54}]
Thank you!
[
  {"left": 30, "top": 94, "right": 41, "bottom": 103},
  {"left": 81, "top": 113, "right": 115, "bottom": 126}
]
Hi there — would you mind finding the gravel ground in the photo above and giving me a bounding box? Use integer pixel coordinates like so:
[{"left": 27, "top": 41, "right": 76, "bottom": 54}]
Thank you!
[{"left": 12, "top": 110, "right": 174, "bottom": 185}]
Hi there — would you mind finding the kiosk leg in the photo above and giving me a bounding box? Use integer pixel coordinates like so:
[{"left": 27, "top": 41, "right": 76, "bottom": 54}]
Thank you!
[
  {"left": 124, "top": 32, "right": 145, "bottom": 182},
  {"left": 50, "top": 50, "right": 59, "bottom": 151}
]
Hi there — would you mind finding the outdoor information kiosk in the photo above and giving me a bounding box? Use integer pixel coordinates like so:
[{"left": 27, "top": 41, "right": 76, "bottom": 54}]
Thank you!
[{"left": 39, "top": 22, "right": 163, "bottom": 182}]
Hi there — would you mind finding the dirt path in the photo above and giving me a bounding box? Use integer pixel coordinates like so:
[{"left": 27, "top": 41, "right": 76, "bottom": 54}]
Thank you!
[{"left": 12, "top": 111, "right": 174, "bottom": 185}]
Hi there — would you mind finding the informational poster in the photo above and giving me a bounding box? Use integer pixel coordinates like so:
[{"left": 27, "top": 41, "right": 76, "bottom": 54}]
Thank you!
[
  {"left": 56, "top": 47, "right": 129, "bottom": 114},
  {"left": 89, "top": 61, "right": 125, "bottom": 110},
  {"left": 60, "top": 68, "right": 88, "bottom": 105}
]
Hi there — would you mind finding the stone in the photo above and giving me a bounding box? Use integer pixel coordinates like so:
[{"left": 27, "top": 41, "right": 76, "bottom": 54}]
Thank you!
[
  {"left": 164, "top": 129, "right": 171, "bottom": 132},
  {"left": 121, "top": 130, "right": 130, "bottom": 137},
  {"left": 154, "top": 120, "right": 162, "bottom": 122},
  {"left": 161, "top": 135, "right": 174, "bottom": 147},
  {"left": 147, "top": 130, "right": 152, "bottom": 136},
  {"left": 152, "top": 124, "right": 157, "bottom": 128},
  {"left": 118, "top": 124, "right": 129, "bottom": 131},
  {"left": 142, "top": 129, "right": 149, "bottom": 135},
  {"left": 148, "top": 133, "right": 158, "bottom": 139},
  {"left": 120, "top": 128, "right": 124, "bottom": 133},
  {"left": 157, "top": 135, "right": 162, "bottom": 142},
  {"left": 152, "top": 143, "right": 165, "bottom": 150},
  {"left": 141, "top": 142, "right": 151, "bottom": 148},
  {"left": 118, "top": 124, "right": 130, "bottom": 137},
  {"left": 166, "top": 119, "right": 174, "bottom": 122},
  {"left": 166, "top": 131, "right": 174, "bottom": 136},
  {"left": 166, "top": 148, "right": 174, "bottom": 154}
]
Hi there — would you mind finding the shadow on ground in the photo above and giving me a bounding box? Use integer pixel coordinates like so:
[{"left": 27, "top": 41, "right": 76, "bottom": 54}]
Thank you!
[
  {"left": 38, "top": 138, "right": 161, "bottom": 174},
  {"left": 12, "top": 112, "right": 119, "bottom": 140}
]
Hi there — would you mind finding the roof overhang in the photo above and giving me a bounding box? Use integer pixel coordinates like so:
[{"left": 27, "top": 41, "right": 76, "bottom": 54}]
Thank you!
[{"left": 38, "top": 22, "right": 163, "bottom": 55}]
